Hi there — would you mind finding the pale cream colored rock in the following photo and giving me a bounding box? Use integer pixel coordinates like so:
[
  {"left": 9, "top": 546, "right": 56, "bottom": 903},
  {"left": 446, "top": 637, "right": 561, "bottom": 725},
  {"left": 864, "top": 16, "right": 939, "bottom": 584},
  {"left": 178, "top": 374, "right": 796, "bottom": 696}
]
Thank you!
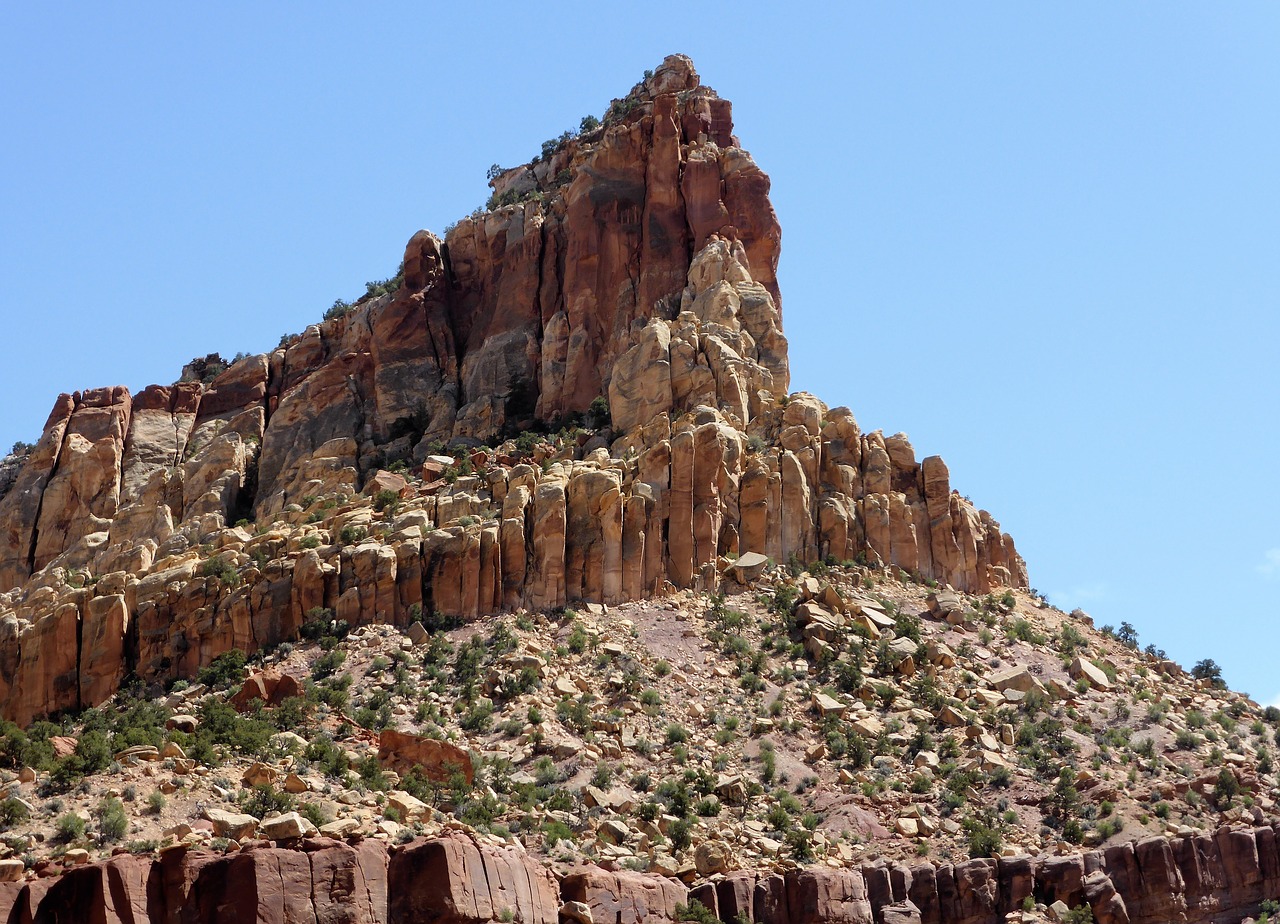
[
  {"left": 989, "top": 666, "right": 1038, "bottom": 693},
  {"left": 812, "top": 692, "right": 846, "bottom": 717},
  {"left": 319, "top": 817, "right": 361, "bottom": 838},
  {"left": 1069, "top": 656, "right": 1112, "bottom": 690},
  {"left": 204, "top": 808, "right": 258, "bottom": 840},
  {"left": 388, "top": 790, "right": 429, "bottom": 822},
  {"left": 694, "top": 839, "right": 732, "bottom": 876},
  {"left": 259, "top": 811, "right": 317, "bottom": 839},
  {"left": 561, "top": 901, "right": 594, "bottom": 924},
  {"left": 242, "top": 762, "right": 277, "bottom": 787}
]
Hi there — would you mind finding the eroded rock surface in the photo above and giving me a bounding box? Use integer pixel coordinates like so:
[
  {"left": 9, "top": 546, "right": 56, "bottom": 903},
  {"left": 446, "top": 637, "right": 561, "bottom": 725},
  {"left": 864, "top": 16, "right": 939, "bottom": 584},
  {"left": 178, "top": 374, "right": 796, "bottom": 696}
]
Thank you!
[
  {"left": 3, "top": 824, "right": 1280, "bottom": 924},
  {"left": 0, "top": 53, "right": 1022, "bottom": 725}
]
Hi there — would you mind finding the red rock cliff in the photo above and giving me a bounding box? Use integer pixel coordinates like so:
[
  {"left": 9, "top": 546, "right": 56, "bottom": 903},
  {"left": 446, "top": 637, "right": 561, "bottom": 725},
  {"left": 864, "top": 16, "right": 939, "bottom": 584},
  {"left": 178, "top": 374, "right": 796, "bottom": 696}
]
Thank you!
[
  {"left": 0, "top": 55, "right": 1026, "bottom": 725},
  {"left": 4, "top": 823, "right": 1280, "bottom": 924}
]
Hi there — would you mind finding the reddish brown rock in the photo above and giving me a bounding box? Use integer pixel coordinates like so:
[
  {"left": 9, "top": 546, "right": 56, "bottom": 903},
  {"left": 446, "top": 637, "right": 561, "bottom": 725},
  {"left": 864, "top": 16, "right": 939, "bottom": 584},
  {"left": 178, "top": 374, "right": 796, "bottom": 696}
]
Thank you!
[
  {"left": 230, "top": 668, "right": 305, "bottom": 712},
  {"left": 388, "top": 833, "right": 558, "bottom": 924},
  {"left": 0, "top": 53, "right": 1027, "bottom": 725},
  {"left": 377, "top": 728, "right": 474, "bottom": 784},
  {"left": 560, "top": 866, "right": 688, "bottom": 924}
]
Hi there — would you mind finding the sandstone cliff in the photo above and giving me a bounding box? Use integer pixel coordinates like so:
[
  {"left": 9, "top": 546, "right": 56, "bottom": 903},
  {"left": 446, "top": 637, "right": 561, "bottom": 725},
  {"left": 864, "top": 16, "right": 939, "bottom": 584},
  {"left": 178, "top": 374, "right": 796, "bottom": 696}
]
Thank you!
[
  {"left": 0, "top": 54, "right": 1024, "bottom": 725},
  {"left": 4, "top": 823, "right": 1280, "bottom": 924}
]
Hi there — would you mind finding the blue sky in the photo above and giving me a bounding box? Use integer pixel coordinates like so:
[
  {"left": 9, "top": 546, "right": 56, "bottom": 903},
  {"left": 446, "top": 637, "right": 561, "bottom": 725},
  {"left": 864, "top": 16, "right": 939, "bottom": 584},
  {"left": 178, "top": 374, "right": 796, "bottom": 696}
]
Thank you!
[{"left": 2, "top": 4, "right": 1277, "bottom": 699}]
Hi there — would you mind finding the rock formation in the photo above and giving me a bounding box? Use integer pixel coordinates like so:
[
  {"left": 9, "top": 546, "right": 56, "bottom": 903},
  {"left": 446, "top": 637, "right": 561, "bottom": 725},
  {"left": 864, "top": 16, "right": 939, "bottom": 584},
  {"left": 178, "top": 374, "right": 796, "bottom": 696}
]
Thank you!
[
  {"left": 0, "top": 55, "right": 1023, "bottom": 723},
  {"left": 4, "top": 823, "right": 1280, "bottom": 924}
]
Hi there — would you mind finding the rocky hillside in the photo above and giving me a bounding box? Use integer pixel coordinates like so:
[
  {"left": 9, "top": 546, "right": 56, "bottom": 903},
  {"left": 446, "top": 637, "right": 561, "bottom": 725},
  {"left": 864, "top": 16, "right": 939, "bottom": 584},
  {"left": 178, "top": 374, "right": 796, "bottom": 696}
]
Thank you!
[
  {"left": 1, "top": 53, "right": 1274, "bottom": 924},
  {"left": 0, "top": 570, "right": 1279, "bottom": 924}
]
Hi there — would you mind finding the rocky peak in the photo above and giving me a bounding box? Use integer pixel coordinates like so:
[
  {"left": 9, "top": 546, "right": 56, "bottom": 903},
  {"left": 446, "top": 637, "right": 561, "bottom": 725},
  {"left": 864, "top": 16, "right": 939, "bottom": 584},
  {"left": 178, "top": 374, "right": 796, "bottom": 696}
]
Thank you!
[{"left": 0, "top": 56, "right": 1023, "bottom": 726}]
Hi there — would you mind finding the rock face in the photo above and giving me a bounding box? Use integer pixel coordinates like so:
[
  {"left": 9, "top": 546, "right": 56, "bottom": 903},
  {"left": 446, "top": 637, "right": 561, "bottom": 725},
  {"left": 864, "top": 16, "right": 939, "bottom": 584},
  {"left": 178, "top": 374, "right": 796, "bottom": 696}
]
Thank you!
[
  {"left": 3, "top": 824, "right": 1280, "bottom": 924},
  {"left": 0, "top": 54, "right": 1025, "bottom": 724}
]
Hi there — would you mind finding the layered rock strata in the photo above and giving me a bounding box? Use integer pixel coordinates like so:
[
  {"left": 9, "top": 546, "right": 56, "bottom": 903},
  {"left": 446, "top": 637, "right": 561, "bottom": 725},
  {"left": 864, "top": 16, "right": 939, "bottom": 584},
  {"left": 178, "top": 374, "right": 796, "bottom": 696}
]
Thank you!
[
  {"left": 0, "top": 54, "right": 1024, "bottom": 724},
  {"left": 3, "top": 824, "right": 1280, "bottom": 924}
]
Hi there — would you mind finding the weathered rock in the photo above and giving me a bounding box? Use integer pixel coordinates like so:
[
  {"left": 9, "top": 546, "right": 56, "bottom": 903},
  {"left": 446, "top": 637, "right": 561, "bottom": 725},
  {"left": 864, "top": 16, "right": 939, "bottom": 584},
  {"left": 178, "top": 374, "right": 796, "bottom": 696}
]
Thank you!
[
  {"left": 377, "top": 728, "right": 474, "bottom": 784},
  {"left": 1, "top": 822, "right": 1279, "bottom": 924},
  {"left": 204, "top": 808, "right": 259, "bottom": 841},
  {"left": 1069, "top": 656, "right": 1112, "bottom": 690},
  {"left": 231, "top": 668, "right": 305, "bottom": 711},
  {"left": 259, "top": 811, "right": 318, "bottom": 840},
  {"left": 388, "top": 832, "right": 559, "bottom": 924},
  {"left": 560, "top": 866, "right": 688, "bottom": 924},
  {"left": 0, "top": 53, "right": 1026, "bottom": 727}
]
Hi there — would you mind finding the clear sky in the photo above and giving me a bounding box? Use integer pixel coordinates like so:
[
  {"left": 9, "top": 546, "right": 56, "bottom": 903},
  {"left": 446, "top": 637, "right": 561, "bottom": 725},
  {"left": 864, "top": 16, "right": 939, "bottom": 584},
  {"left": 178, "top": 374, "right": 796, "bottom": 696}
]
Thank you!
[{"left": 2, "top": 5, "right": 1277, "bottom": 699}]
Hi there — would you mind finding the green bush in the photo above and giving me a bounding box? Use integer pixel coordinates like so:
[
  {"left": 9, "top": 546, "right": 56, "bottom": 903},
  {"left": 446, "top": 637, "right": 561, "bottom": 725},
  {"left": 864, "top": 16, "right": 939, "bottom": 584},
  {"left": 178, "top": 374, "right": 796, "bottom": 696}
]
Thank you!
[
  {"left": 0, "top": 721, "right": 56, "bottom": 771},
  {"left": 1213, "top": 768, "right": 1241, "bottom": 809},
  {"left": 1064, "top": 904, "right": 1093, "bottom": 924},
  {"left": 96, "top": 796, "right": 128, "bottom": 842},
  {"left": 301, "top": 734, "right": 349, "bottom": 779},
  {"left": 55, "top": 812, "right": 86, "bottom": 843},
  {"left": 201, "top": 555, "right": 241, "bottom": 588},
  {"left": 675, "top": 901, "right": 719, "bottom": 924},
  {"left": 1007, "top": 619, "right": 1046, "bottom": 645},
  {"left": 311, "top": 649, "right": 346, "bottom": 680},
  {"left": 199, "top": 649, "right": 247, "bottom": 690},
  {"left": 964, "top": 818, "right": 1002, "bottom": 858},
  {"left": 0, "top": 797, "right": 29, "bottom": 831},
  {"left": 192, "top": 698, "right": 274, "bottom": 760},
  {"left": 460, "top": 699, "right": 495, "bottom": 732},
  {"left": 1175, "top": 730, "right": 1201, "bottom": 750},
  {"left": 242, "top": 785, "right": 295, "bottom": 819},
  {"left": 1191, "top": 658, "right": 1225, "bottom": 687},
  {"left": 339, "top": 525, "right": 368, "bottom": 546},
  {"left": 543, "top": 820, "right": 574, "bottom": 847},
  {"left": 146, "top": 790, "right": 166, "bottom": 814},
  {"left": 299, "top": 802, "right": 329, "bottom": 829}
]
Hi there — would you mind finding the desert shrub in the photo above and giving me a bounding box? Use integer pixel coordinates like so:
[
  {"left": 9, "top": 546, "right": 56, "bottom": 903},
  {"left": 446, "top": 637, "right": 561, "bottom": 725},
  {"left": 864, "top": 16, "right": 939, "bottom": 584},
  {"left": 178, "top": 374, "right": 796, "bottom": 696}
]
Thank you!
[
  {"left": 201, "top": 555, "right": 241, "bottom": 588},
  {"left": 1064, "top": 904, "right": 1093, "bottom": 924},
  {"left": 0, "top": 797, "right": 29, "bottom": 831},
  {"left": 299, "top": 802, "right": 329, "bottom": 828},
  {"left": 1212, "top": 768, "right": 1241, "bottom": 809},
  {"left": 1175, "top": 730, "right": 1201, "bottom": 750},
  {"left": 460, "top": 699, "right": 495, "bottom": 732},
  {"left": 543, "top": 820, "right": 574, "bottom": 847},
  {"left": 311, "top": 649, "right": 346, "bottom": 680},
  {"left": 675, "top": 901, "right": 719, "bottom": 924},
  {"left": 55, "top": 812, "right": 86, "bottom": 843},
  {"left": 96, "top": 796, "right": 128, "bottom": 842},
  {"left": 1007, "top": 619, "right": 1045, "bottom": 645},
  {"left": 192, "top": 699, "right": 273, "bottom": 760},
  {"left": 964, "top": 816, "right": 1002, "bottom": 858},
  {"left": 242, "top": 784, "right": 295, "bottom": 819},
  {"left": 199, "top": 649, "right": 247, "bottom": 690},
  {"left": 668, "top": 817, "right": 693, "bottom": 850}
]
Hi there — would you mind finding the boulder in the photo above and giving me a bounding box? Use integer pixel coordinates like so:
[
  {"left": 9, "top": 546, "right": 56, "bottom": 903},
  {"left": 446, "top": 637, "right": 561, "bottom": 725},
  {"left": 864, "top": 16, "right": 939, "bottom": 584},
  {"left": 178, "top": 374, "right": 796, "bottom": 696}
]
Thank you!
[
  {"left": 204, "top": 808, "right": 259, "bottom": 840},
  {"left": 378, "top": 728, "right": 474, "bottom": 784},
  {"left": 1069, "top": 656, "right": 1112, "bottom": 690},
  {"left": 259, "top": 811, "right": 317, "bottom": 840},
  {"left": 0, "top": 860, "right": 23, "bottom": 883}
]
